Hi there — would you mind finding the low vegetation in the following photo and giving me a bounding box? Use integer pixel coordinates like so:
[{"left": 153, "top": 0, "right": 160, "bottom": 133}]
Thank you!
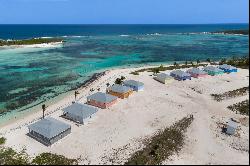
[
  {"left": 228, "top": 100, "right": 249, "bottom": 116},
  {"left": 0, "top": 38, "right": 63, "bottom": 46},
  {"left": 125, "top": 115, "right": 194, "bottom": 165},
  {"left": 0, "top": 137, "right": 6, "bottom": 145},
  {"left": 0, "top": 146, "right": 78, "bottom": 165},
  {"left": 32, "top": 152, "right": 78, "bottom": 165},
  {"left": 131, "top": 63, "right": 207, "bottom": 75},
  {"left": 115, "top": 76, "right": 126, "bottom": 84},
  {"left": 219, "top": 56, "right": 249, "bottom": 69},
  {"left": 211, "top": 86, "right": 249, "bottom": 102}
]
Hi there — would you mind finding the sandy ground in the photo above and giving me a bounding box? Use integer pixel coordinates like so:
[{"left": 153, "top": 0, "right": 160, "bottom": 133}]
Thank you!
[{"left": 0, "top": 65, "right": 249, "bottom": 165}]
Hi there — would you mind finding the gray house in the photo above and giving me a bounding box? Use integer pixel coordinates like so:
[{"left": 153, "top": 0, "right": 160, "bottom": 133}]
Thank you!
[
  {"left": 62, "top": 102, "right": 98, "bottom": 124},
  {"left": 28, "top": 117, "right": 71, "bottom": 146}
]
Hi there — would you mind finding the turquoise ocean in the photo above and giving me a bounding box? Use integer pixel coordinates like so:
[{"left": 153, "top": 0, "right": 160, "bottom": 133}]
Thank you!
[{"left": 0, "top": 24, "right": 249, "bottom": 124}]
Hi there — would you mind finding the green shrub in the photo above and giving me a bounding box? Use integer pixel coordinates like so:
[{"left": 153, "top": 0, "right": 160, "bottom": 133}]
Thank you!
[
  {"left": 0, "top": 147, "right": 30, "bottom": 165},
  {"left": 0, "top": 137, "right": 6, "bottom": 145},
  {"left": 32, "top": 152, "right": 78, "bottom": 165}
]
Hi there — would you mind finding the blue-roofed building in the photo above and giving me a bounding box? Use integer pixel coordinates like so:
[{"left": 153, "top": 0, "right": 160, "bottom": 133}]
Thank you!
[
  {"left": 203, "top": 66, "right": 224, "bottom": 76},
  {"left": 170, "top": 70, "right": 192, "bottom": 81},
  {"left": 219, "top": 64, "right": 238, "bottom": 73},
  {"left": 62, "top": 102, "right": 98, "bottom": 124},
  {"left": 123, "top": 80, "right": 144, "bottom": 91},
  {"left": 28, "top": 117, "right": 71, "bottom": 146}
]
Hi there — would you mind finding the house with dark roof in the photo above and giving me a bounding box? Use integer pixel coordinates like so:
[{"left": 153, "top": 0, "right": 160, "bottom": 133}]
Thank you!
[
  {"left": 170, "top": 70, "right": 192, "bottom": 81},
  {"left": 27, "top": 117, "right": 71, "bottom": 146},
  {"left": 123, "top": 80, "right": 144, "bottom": 91},
  {"left": 87, "top": 92, "right": 118, "bottom": 109},
  {"left": 62, "top": 102, "right": 98, "bottom": 124},
  {"left": 107, "top": 84, "right": 133, "bottom": 99}
]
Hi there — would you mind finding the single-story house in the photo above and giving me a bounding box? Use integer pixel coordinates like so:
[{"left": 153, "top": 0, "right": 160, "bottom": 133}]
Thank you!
[
  {"left": 123, "top": 80, "right": 144, "bottom": 91},
  {"left": 219, "top": 64, "right": 238, "bottom": 73},
  {"left": 62, "top": 102, "right": 98, "bottom": 124},
  {"left": 27, "top": 117, "right": 71, "bottom": 146},
  {"left": 87, "top": 92, "right": 118, "bottom": 109},
  {"left": 154, "top": 73, "right": 174, "bottom": 84},
  {"left": 107, "top": 84, "right": 133, "bottom": 99},
  {"left": 203, "top": 66, "right": 224, "bottom": 76},
  {"left": 186, "top": 68, "right": 208, "bottom": 78},
  {"left": 226, "top": 119, "right": 238, "bottom": 135},
  {"left": 170, "top": 70, "right": 192, "bottom": 81}
]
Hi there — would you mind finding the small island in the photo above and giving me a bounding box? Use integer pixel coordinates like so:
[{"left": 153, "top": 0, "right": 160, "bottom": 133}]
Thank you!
[
  {"left": 0, "top": 38, "right": 64, "bottom": 47},
  {"left": 214, "top": 29, "right": 249, "bottom": 35}
]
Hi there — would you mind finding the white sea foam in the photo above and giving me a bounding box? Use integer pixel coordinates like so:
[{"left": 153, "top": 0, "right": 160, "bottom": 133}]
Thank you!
[{"left": 119, "top": 34, "right": 130, "bottom": 37}]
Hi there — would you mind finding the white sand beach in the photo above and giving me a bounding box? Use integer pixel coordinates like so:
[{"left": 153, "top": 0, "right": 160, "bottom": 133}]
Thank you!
[
  {"left": 0, "top": 41, "right": 63, "bottom": 49},
  {"left": 0, "top": 65, "right": 249, "bottom": 165}
]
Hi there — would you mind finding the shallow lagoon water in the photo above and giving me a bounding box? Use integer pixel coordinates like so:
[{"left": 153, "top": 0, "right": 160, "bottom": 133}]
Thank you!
[{"left": 0, "top": 27, "right": 249, "bottom": 123}]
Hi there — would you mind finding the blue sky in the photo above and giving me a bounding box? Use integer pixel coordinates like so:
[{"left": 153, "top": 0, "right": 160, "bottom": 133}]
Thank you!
[{"left": 0, "top": 0, "right": 249, "bottom": 24}]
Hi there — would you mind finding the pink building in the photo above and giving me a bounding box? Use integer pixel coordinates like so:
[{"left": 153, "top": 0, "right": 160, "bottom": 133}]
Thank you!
[
  {"left": 186, "top": 68, "right": 208, "bottom": 78},
  {"left": 87, "top": 92, "right": 118, "bottom": 109}
]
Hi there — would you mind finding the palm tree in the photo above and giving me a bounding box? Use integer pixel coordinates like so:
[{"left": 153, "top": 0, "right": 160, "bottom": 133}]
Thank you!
[
  {"left": 42, "top": 104, "right": 46, "bottom": 119},
  {"left": 74, "top": 91, "right": 80, "bottom": 101},
  {"left": 185, "top": 61, "right": 188, "bottom": 66},
  {"left": 197, "top": 59, "right": 200, "bottom": 64},
  {"left": 206, "top": 58, "right": 211, "bottom": 63}
]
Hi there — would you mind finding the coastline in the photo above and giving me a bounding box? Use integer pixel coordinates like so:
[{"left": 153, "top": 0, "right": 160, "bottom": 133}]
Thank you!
[
  {"left": 0, "top": 62, "right": 248, "bottom": 165},
  {"left": 0, "top": 41, "right": 63, "bottom": 49}
]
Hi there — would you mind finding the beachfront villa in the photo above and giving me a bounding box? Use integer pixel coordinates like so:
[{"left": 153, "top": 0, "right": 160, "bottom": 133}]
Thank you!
[
  {"left": 154, "top": 73, "right": 175, "bottom": 84},
  {"left": 203, "top": 66, "right": 224, "bottom": 76},
  {"left": 170, "top": 70, "right": 192, "bottom": 81},
  {"left": 186, "top": 68, "right": 208, "bottom": 78},
  {"left": 87, "top": 92, "right": 118, "bottom": 109},
  {"left": 27, "top": 117, "right": 71, "bottom": 146},
  {"left": 62, "top": 102, "right": 98, "bottom": 124},
  {"left": 219, "top": 64, "right": 238, "bottom": 73},
  {"left": 107, "top": 84, "right": 133, "bottom": 99},
  {"left": 123, "top": 80, "right": 144, "bottom": 91}
]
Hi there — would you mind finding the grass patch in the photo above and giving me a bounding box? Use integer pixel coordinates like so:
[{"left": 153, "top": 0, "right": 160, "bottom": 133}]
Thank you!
[
  {"left": 32, "top": 152, "right": 78, "bottom": 165},
  {"left": 0, "top": 137, "right": 6, "bottom": 145},
  {"left": 125, "top": 115, "right": 194, "bottom": 165},
  {"left": 132, "top": 63, "right": 207, "bottom": 75},
  {"left": 219, "top": 56, "right": 249, "bottom": 69},
  {"left": 0, "top": 147, "right": 78, "bottom": 165},
  {"left": 211, "top": 87, "right": 249, "bottom": 102},
  {"left": 228, "top": 100, "right": 249, "bottom": 116},
  {"left": 130, "top": 71, "right": 139, "bottom": 75}
]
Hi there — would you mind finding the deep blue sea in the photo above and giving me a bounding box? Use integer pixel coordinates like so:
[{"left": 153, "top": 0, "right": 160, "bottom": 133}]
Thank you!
[{"left": 0, "top": 24, "right": 249, "bottom": 123}]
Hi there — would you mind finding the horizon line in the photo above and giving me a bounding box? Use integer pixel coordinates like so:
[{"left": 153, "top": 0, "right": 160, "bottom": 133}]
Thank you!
[{"left": 0, "top": 23, "right": 249, "bottom": 25}]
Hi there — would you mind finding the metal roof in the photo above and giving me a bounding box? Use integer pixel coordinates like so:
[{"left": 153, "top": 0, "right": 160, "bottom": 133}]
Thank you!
[
  {"left": 123, "top": 80, "right": 144, "bottom": 87},
  {"left": 187, "top": 68, "right": 207, "bottom": 74},
  {"left": 62, "top": 103, "right": 98, "bottom": 119},
  {"left": 203, "top": 66, "right": 224, "bottom": 72},
  {"left": 87, "top": 92, "right": 118, "bottom": 103},
  {"left": 108, "top": 84, "right": 132, "bottom": 93},
  {"left": 170, "top": 70, "right": 191, "bottom": 77},
  {"left": 156, "top": 73, "right": 174, "bottom": 80},
  {"left": 227, "top": 119, "right": 238, "bottom": 129},
  {"left": 219, "top": 64, "right": 237, "bottom": 70},
  {"left": 28, "top": 117, "right": 71, "bottom": 139}
]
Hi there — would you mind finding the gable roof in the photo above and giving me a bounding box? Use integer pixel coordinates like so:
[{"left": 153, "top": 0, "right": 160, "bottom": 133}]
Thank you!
[
  {"left": 187, "top": 68, "right": 207, "bottom": 75},
  {"left": 108, "top": 84, "right": 132, "bottom": 93},
  {"left": 170, "top": 70, "right": 191, "bottom": 77},
  {"left": 62, "top": 103, "right": 98, "bottom": 119},
  {"left": 219, "top": 64, "right": 237, "bottom": 70},
  {"left": 156, "top": 73, "right": 174, "bottom": 80},
  {"left": 87, "top": 92, "right": 118, "bottom": 103},
  {"left": 204, "top": 66, "right": 224, "bottom": 72},
  {"left": 28, "top": 117, "right": 71, "bottom": 139},
  {"left": 123, "top": 80, "right": 144, "bottom": 87}
]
